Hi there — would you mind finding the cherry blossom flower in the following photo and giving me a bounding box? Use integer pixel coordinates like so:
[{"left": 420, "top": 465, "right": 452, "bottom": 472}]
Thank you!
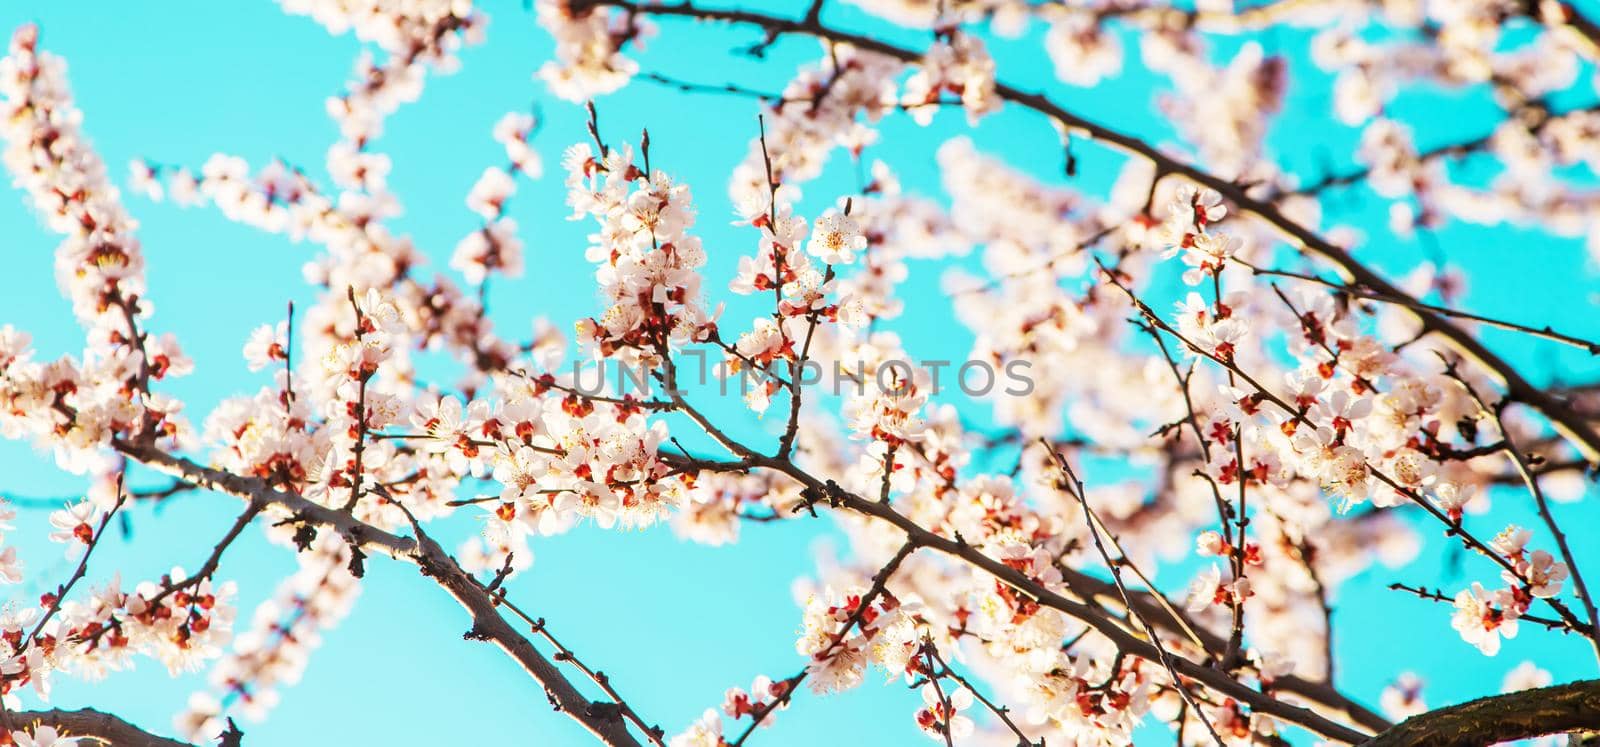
[
  {"left": 1501, "top": 661, "right": 1552, "bottom": 693},
  {"left": 1510, "top": 549, "right": 1568, "bottom": 599},
  {"left": 0, "top": 547, "right": 23, "bottom": 585},
  {"left": 1045, "top": 14, "right": 1121, "bottom": 86},
  {"left": 452, "top": 217, "right": 525, "bottom": 284},
  {"left": 10, "top": 725, "right": 79, "bottom": 747},
  {"left": 807, "top": 208, "right": 867, "bottom": 265},
  {"left": 1432, "top": 482, "right": 1477, "bottom": 523},
  {"left": 668, "top": 708, "right": 724, "bottom": 747},
  {"left": 466, "top": 166, "right": 515, "bottom": 220},
  {"left": 904, "top": 32, "right": 999, "bottom": 125},
  {"left": 243, "top": 322, "right": 290, "bottom": 372},
  {"left": 48, "top": 501, "right": 101, "bottom": 549},
  {"left": 1452, "top": 583, "right": 1519, "bottom": 656},
  {"left": 493, "top": 111, "right": 542, "bottom": 176},
  {"left": 1186, "top": 564, "right": 1226, "bottom": 613},
  {"left": 1380, "top": 673, "right": 1428, "bottom": 720},
  {"left": 913, "top": 684, "right": 974, "bottom": 741}
]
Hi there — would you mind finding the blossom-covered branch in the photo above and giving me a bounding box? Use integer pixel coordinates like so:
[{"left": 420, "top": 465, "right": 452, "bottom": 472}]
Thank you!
[{"left": 2, "top": 0, "right": 1600, "bottom": 744}]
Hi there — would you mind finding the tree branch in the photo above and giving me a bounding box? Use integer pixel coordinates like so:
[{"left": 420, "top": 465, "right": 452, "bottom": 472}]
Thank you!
[
  {"left": 677, "top": 452, "right": 1376, "bottom": 742},
  {"left": 8, "top": 708, "right": 192, "bottom": 747},
  {"left": 1363, "top": 679, "right": 1600, "bottom": 746},
  {"left": 113, "top": 441, "right": 647, "bottom": 747}
]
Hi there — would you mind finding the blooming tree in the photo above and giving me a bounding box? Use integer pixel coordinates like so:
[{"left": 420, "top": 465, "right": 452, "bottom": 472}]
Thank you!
[{"left": 3, "top": 0, "right": 1600, "bottom": 745}]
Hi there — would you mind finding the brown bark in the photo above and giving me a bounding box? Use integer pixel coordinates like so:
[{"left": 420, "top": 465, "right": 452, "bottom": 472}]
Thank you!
[
  {"left": 1364, "top": 679, "right": 1600, "bottom": 746},
  {"left": 8, "top": 708, "right": 192, "bottom": 746}
]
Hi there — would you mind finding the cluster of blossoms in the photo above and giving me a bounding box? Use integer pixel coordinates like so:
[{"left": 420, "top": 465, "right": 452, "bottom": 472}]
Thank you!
[
  {"left": 0, "top": 502, "right": 18, "bottom": 586},
  {"left": 174, "top": 534, "right": 360, "bottom": 741},
  {"left": 902, "top": 30, "right": 999, "bottom": 125},
  {"left": 0, "top": 566, "right": 238, "bottom": 707},
  {"left": 669, "top": 469, "right": 806, "bottom": 546},
  {"left": 1155, "top": 186, "right": 1240, "bottom": 288},
  {"left": 0, "top": 322, "right": 192, "bottom": 475},
  {"left": 0, "top": 27, "right": 194, "bottom": 474},
  {"left": 793, "top": 585, "right": 921, "bottom": 694},
  {"left": 535, "top": 0, "right": 652, "bottom": 102},
  {"left": 1042, "top": 11, "right": 1121, "bottom": 87},
  {"left": 828, "top": 27, "right": 1592, "bottom": 738},
  {"left": 283, "top": 0, "right": 488, "bottom": 144},
  {"left": 1450, "top": 525, "right": 1571, "bottom": 655},
  {"left": 1351, "top": 102, "right": 1600, "bottom": 244},
  {"left": 722, "top": 185, "right": 876, "bottom": 412},
  {"left": 839, "top": 0, "right": 1600, "bottom": 262},
  {"left": 0, "top": 26, "right": 146, "bottom": 333},
  {"left": 0, "top": 24, "right": 253, "bottom": 729},
  {"left": 456, "top": 382, "right": 688, "bottom": 572},
  {"left": 1159, "top": 41, "right": 1285, "bottom": 178},
  {"left": 942, "top": 137, "right": 1159, "bottom": 438},
  {"left": 727, "top": 45, "right": 902, "bottom": 205},
  {"left": 0, "top": 10, "right": 603, "bottom": 736},
  {"left": 451, "top": 111, "right": 542, "bottom": 285},
  {"left": 565, "top": 140, "right": 717, "bottom": 363}
]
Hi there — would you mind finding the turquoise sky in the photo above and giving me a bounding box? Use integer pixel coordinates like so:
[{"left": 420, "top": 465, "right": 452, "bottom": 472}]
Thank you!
[{"left": 1, "top": 1, "right": 1599, "bottom": 745}]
